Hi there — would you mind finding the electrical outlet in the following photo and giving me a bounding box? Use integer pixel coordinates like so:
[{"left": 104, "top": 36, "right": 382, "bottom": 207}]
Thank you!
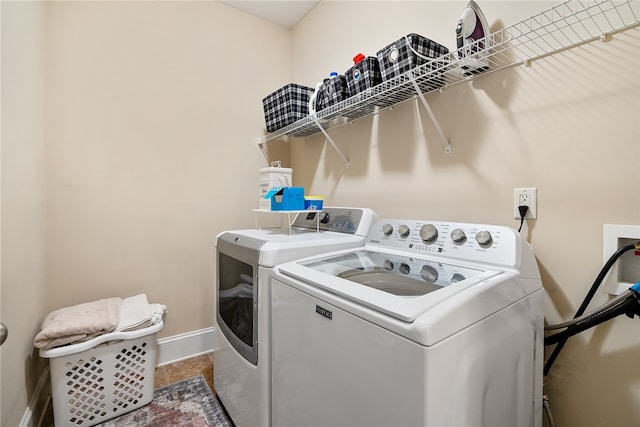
[{"left": 513, "top": 188, "right": 537, "bottom": 219}]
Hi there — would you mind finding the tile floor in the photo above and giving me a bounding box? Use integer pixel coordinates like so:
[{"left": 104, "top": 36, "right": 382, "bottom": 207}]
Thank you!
[
  {"left": 154, "top": 352, "right": 215, "bottom": 392},
  {"left": 40, "top": 352, "right": 216, "bottom": 426}
]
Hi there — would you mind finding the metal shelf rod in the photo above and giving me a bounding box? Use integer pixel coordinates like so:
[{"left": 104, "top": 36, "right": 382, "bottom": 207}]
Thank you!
[
  {"left": 311, "top": 117, "right": 350, "bottom": 168},
  {"left": 409, "top": 76, "right": 451, "bottom": 154}
]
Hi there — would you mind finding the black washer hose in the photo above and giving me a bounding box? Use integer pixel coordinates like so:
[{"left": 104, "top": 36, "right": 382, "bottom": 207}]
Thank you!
[
  {"left": 543, "top": 242, "right": 638, "bottom": 376},
  {"left": 544, "top": 295, "right": 638, "bottom": 345}
]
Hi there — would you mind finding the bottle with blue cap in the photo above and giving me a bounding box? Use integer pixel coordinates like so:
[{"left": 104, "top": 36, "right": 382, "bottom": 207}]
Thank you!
[{"left": 313, "top": 71, "right": 349, "bottom": 112}]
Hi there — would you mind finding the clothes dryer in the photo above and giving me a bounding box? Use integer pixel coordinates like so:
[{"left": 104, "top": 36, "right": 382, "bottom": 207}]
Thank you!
[
  {"left": 271, "top": 219, "right": 544, "bottom": 427},
  {"left": 214, "top": 208, "right": 377, "bottom": 427}
]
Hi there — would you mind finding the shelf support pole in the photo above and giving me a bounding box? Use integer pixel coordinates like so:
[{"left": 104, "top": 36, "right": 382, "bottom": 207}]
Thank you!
[
  {"left": 311, "top": 116, "right": 350, "bottom": 168},
  {"left": 257, "top": 138, "right": 270, "bottom": 163},
  {"left": 409, "top": 77, "right": 451, "bottom": 154}
]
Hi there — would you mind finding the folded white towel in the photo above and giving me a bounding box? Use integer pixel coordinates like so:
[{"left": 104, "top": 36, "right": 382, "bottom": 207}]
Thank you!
[
  {"left": 33, "top": 297, "right": 122, "bottom": 350},
  {"left": 116, "top": 294, "right": 166, "bottom": 332},
  {"left": 149, "top": 303, "right": 166, "bottom": 325}
]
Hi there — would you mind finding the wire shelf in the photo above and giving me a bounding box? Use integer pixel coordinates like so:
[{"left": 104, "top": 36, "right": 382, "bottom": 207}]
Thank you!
[{"left": 258, "top": 0, "right": 640, "bottom": 145}]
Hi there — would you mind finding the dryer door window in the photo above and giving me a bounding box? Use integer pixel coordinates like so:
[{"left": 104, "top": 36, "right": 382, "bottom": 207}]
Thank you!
[{"left": 218, "top": 251, "right": 258, "bottom": 365}]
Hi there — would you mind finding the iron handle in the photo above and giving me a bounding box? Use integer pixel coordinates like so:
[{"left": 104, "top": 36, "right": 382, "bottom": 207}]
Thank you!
[{"left": 0, "top": 323, "right": 7, "bottom": 346}]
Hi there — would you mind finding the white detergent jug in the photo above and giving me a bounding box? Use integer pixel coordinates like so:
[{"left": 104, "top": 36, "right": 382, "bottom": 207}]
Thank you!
[
  {"left": 259, "top": 161, "right": 292, "bottom": 210},
  {"left": 308, "top": 81, "right": 323, "bottom": 116}
]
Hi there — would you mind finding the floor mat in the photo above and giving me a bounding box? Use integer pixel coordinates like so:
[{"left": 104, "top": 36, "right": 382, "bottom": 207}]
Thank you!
[{"left": 97, "top": 375, "right": 232, "bottom": 426}]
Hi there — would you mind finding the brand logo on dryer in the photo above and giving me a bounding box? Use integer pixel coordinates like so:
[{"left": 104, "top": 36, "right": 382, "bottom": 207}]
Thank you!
[{"left": 315, "top": 305, "right": 332, "bottom": 320}]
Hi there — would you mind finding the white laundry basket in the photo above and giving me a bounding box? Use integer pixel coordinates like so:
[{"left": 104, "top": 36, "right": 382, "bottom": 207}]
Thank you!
[{"left": 40, "top": 321, "right": 163, "bottom": 426}]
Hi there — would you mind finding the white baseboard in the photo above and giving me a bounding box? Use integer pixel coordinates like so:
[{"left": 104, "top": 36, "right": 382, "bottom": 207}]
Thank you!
[
  {"left": 20, "top": 366, "right": 50, "bottom": 427},
  {"left": 24, "top": 327, "right": 219, "bottom": 427},
  {"left": 156, "top": 326, "right": 218, "bottom": 365}
]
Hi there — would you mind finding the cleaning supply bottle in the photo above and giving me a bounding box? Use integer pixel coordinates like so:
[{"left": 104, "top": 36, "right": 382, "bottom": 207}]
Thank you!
[
  {"left": 308, "top": 81, "right": 323, "bottom": 115},
  {"left": 351, "top": 54, "right": 366, "bottom": 82},
  {"left": 309, "top": 72, "right": 339, "bottom": 115}
]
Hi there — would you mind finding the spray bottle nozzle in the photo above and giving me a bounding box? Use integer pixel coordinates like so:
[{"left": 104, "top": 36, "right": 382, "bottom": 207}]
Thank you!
[{"left": 353, "top": 53, "right": 365, "bottom": 64}]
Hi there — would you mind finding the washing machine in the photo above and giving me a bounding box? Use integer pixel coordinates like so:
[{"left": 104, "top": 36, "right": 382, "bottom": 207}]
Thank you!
[
  {"left": 214, "top": 207, "right": 377, "bottom": 427},
  {"left": 271, "top": 218, "right": 544, "bottom": 427}
]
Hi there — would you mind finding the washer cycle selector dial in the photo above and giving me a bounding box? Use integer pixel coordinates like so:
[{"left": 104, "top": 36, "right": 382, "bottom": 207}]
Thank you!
[
  {"left": 320, "top": 213, "right": 331, "bottom": 224},
  {"left": 420, "top": 224, "right": 438, "bottom": 244},
  {"left": 421, "top": 265, "right": 439, "bottom": 283},
  {"left": 382, "top": 224, "right": 394, "bottom": 236},
  {"left": 398, "top": 225, "right": 410, "bottom": 239},
  {"left": 451, "top": 228, "right": 467, "bottom": 244},
  {"left": 476, "top": 230, "right": 493, "bottom": 247}
]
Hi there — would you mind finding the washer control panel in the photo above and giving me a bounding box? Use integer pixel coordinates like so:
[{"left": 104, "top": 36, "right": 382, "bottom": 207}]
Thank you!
[
  {"left": 367, "top": 219, "right": 520, "bottom": 268},
  {"left": 291, "top": 208, "right": 376, "bottom": 236}
]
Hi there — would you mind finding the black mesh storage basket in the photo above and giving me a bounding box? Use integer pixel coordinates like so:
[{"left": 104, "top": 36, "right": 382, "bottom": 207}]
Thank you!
[
  {"left": 315, "top": 75, "right": 349, "bottom": 112},
  {"left": 263, "top": 83, "right": 314, "bottom": 132}
]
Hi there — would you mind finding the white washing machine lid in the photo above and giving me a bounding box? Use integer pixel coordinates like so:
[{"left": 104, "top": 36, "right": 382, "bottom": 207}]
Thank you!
[{"left": 274, "top": 247, "right": 505, "bottom": 323}]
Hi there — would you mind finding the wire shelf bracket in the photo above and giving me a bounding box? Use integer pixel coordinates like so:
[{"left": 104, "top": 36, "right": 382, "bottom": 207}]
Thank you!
[
  {"left": 311, "top": 116, "right": 350, "bottom": 168},
  {"left": 258, "top": 137, "right": 270, "bottom": 163},
  {"left": 409, "top": 76, "right": 451, "bottom": 154}
]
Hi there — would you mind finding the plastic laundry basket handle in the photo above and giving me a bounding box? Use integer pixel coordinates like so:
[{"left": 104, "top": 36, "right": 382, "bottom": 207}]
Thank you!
[{"left": 39, "top": 320, "right": 164, "bottom": 359}]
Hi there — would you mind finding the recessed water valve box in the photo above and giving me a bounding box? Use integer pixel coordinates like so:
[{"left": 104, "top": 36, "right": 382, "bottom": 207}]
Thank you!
[{"left": 603, "top": 224, "right": 640, "bottom": 295}]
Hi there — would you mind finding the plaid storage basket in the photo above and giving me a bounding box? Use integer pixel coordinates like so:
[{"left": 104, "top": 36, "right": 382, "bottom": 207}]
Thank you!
[
  {"left": 263, "top": 83, "right": 314, "bottom": 132},
  {"left": 315, "top": 75, "right": 350, "bottom": 112},
  {"left": 345, "top": 56, "right": 382, "bottom": 96},
  {"left": 376, "top": 33, "right": 449, "bottom": 90}
]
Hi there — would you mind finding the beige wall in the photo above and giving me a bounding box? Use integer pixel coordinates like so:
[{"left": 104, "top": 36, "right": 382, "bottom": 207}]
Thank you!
[
  {"left": 1, "top": 1, "right": 49, "bottom": 426},
  {"left": 2, "top": 1, "right": 291, "bottom": 424},
  {"left": 44, "top": 0, "right": 291, "bottom": 338},
  {"left": 290, "top": 1, "right": 640, "bottom": 426}
]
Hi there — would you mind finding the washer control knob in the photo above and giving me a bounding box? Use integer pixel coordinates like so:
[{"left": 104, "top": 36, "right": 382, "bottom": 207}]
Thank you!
[
  {"left": 382, "top": 224, "right": 394, "bottom": 236},
  {"left": 451, "top": 228, "right": 467, "bottom": 244},
  {"left": 451, "top": 273, "right": 466, "bottom": 284},
  {"left": 399, "top": 263, "right": 410, "bottom": 275},
  {"left": 342, "top": 218, "right": 354, "bottom": 231},
  {"left": 419, "top": 224, "right": 438, "bottom": 244},
  {"left": 476, "top": 230, "right": 493, "bottom": 247},
  {"left": 420, "top": 265, "right": 439, "bottom": 283},
  {"left": 320, "top": 213, "right": 331, "bottom": 224},
  {"left": 398, "top": 224, "right": 410, "bottom": 238},
  {"left": 383, "top": 260, "right": 394, "bottom": 271}
]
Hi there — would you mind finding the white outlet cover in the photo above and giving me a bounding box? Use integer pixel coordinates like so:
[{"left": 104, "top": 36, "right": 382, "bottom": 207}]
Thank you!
[
  {"left": 513, "top": 188, "right": 537, "bottom": 219},
  {"left": 603, "top": 224, "right": 640, "bottom": 295}
]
